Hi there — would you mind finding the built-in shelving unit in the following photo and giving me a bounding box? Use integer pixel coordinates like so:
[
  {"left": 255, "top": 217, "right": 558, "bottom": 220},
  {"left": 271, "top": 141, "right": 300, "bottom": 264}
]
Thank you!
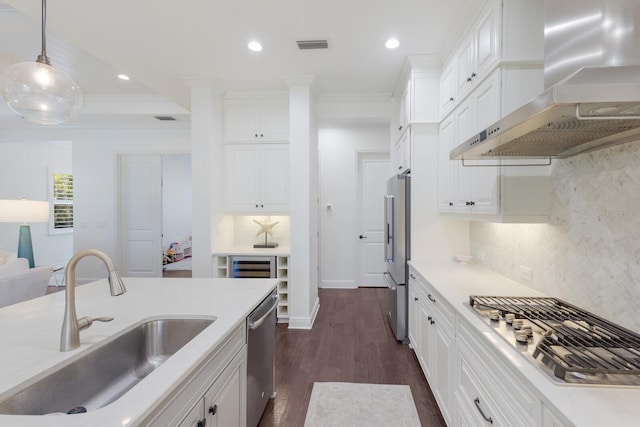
[
  {"left": 211, "top": 252, "right": 290, "bottom": 323},
  {"left": 215, "top": 255, "right": 229, "bottom": 278},
  {"left": 276, "top": 256, "right": 289, "bottom": 321}
]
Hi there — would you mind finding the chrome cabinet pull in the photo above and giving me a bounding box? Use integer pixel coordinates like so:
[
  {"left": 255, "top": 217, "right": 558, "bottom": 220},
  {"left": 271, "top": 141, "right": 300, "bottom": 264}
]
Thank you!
[{"left": 474, "top": 397, "right": 493, "bottom": 424}]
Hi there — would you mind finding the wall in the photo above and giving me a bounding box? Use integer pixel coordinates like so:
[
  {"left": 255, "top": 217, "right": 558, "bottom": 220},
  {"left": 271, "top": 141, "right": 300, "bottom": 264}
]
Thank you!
[
  {"left": 318, "top": 125, "right": 390, "bottom": 288},
  {"left": 162, "top": 154, "right": 192, "bottom": 250},
  {"left": 232, "top": 215, "right": 290, "bottom": 247},
  {"left": 470, "top": 140, "right": 640, "bottom": 333},
  {"left": 72, "top": 127, "right": 190, "bottom": 282},
  {"left": 0, "top": 141, "right": 73, "bottom": 269}
]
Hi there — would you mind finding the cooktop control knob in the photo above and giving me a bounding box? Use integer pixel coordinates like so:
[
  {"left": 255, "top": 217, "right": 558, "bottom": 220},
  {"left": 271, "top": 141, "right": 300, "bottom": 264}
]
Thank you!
[
  {"left": 505, "top": 313, "right": 515, "bottom": 324},
  {"left": 513, "top": 319, "right": 524, "bottom": 330},
  {"left": 489, "top": 310, "right": 500, "bottom": 321}
]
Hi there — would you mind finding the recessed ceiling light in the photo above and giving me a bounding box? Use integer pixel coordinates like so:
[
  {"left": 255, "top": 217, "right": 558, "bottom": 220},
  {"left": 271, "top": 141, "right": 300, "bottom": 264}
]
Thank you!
[
  {"left": 248, "top": 41, "right": 263, "bottom": 52},
  {"left": 117, "top": 74, "right": 130, "bottom": 81},
  {"left": 385, "top": 38, "right": 400, "bottom": 49}
]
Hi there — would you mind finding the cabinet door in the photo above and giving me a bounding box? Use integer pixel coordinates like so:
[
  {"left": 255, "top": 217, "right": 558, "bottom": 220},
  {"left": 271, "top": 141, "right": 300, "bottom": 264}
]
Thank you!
[
  {"left": 225, "top": 145, "right": 261, "bottom": 212},
  {"left": 434, "top": 323, "right": 454, "bottom": 424},
  {"left": 259, "top": 109, "right": 289, "bottom": 141},
  {"left": 453, "top": 99, "right": 476, "bottom": 212},
  {"left": 439, "top": 62, "right": 456, "bottom": 118},
  {"left": 472, "top": 71, "right": 501, "bottom": 214},
  {"left": 474, "top": 1, "right": 500, "bottom": 81},
  {"left": 261, "top": 145, "right": 289, "bottom": 212},
  {"left": 408, "top": 284, "right": 419, "bottom": 350},
  {"left": 178, "top": 399, "right": 205, "bottom": 427},
  {"left": 204, "top": 349, "right": 246, "bottom": 427},
  {"left": 225, "top": 108, "right": 260, "bottom": 141},
  {"left": 455, "top": 35, "right": 475, "bottom": 100},
  {"left": 438, "top": 116, "right": 456, "bottom": 212},
  {"left": 394, "top": 127, "right": 411, "bottom": 174},
  {"left": 418, "top": 300, "right": 434, "bottom": 380}
]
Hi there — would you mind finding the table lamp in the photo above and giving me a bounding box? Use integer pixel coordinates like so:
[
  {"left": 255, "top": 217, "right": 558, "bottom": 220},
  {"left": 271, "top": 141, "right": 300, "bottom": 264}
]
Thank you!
[{"left": 0, "top": 199, "right": 50, "bottom": 268}]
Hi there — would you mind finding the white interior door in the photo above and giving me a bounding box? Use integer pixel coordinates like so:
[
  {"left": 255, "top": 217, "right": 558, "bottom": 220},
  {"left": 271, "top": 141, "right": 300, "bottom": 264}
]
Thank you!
[
  {"left": 357, "top": 152, "right": 390, "bottom": 287},
  {"left": 119, "top": 154, "right": 162, "bottom": 277}
]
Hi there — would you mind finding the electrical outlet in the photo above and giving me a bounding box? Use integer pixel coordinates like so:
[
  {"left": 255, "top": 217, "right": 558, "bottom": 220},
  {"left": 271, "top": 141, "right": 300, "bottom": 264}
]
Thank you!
[{"left": 519, "top": 266, "right": 533, "bottom": 282}]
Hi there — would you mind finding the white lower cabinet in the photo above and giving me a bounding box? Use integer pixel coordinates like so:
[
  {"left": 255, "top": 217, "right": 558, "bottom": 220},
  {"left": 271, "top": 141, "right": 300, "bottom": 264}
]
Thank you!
[
  {"left": 184, "top": 348, "right": 245, "bottom": 427},
  {"left": 408, "top": 266, "right": 577, "bottom": 427},
  {"left": 409, "top": 268, "right": 455, "bottom": 425},
  {"left": 455, "top": 321, "right": 541, "bottom": 427},
  {"left": 143, "top": 325, "right": 247, "bottom": 427}
]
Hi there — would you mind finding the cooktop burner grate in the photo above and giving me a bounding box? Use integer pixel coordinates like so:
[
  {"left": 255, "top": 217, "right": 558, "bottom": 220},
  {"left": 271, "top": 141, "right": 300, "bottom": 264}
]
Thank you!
[{"left": 469, "top": 296, "right": 640, "bottom": 381}]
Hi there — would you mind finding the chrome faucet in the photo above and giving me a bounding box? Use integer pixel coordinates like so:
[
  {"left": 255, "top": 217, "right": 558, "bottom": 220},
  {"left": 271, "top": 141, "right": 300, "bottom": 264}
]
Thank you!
[{"left": 60, "top": 249, "right": 127, "bottom": 351}]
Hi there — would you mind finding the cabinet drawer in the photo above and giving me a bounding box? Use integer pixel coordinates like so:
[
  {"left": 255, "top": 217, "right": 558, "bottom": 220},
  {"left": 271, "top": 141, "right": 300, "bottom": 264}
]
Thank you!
[
  {"left": 423, "top": 283, "right": 455, "bottom": 333},
  {"left": 457, "top": 349, "right": 509, "bottom": 426},
  {"left": 457, "top": 323, "right": 540, "bottom": 426}
]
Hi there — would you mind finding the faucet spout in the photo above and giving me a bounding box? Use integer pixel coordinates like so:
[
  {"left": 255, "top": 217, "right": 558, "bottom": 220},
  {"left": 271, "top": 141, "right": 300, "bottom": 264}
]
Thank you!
[{"left": 60, "top": 249, "right": 127, "bottom": 352}]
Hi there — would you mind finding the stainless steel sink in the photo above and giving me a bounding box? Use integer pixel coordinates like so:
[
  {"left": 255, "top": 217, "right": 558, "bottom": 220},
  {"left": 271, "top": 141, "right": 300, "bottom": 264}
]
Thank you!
[{"left": 0, "top": 316, "right": 216, "bottom": 415}]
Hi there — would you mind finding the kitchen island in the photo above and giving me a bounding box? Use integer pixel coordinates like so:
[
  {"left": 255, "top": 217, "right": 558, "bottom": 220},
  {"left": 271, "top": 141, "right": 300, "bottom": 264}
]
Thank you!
[
  {"left": 0, "top": 277, "right": 277, "bottom": 426},
  {"left": 409, "top": 260, "right": 640, "bottom": 427}
]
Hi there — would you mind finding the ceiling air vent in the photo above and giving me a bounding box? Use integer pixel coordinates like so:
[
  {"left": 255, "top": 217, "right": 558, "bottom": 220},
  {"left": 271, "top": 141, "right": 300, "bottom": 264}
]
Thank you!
[
  {"left": 154, "top": 116, "right": 176, "bottom": 121},
  {"left": 296, "top": 40, "right": 329, "bottom": 50}
]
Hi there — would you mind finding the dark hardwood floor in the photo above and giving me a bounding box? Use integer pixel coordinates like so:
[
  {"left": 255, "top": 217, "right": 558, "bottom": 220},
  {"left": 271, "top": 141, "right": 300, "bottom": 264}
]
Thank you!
[{"left": 258, "top": 288, "right": 446, "bottom": 427}]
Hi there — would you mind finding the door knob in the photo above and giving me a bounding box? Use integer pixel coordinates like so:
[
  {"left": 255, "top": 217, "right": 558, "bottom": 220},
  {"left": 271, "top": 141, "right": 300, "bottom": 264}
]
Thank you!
[{"left": 359, "top": 235, "right": 367, "bottom": 239}]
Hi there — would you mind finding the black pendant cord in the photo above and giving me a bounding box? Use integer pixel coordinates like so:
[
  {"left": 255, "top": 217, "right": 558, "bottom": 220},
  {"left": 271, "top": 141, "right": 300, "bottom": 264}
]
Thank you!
[{"left": 36, "top": 0, "right": 51, "bottom": 65}]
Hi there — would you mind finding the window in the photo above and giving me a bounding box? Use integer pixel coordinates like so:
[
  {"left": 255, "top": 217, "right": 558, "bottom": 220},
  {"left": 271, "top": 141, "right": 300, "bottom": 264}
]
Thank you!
[{"left": 50, "top": 172, "right": 73, "bottom": 234}]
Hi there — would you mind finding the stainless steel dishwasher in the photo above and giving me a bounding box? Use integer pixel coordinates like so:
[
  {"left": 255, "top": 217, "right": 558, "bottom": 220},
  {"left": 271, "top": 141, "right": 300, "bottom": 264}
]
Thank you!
[{"left": 246, "top": 289, "right": 277, "bottom": 427}]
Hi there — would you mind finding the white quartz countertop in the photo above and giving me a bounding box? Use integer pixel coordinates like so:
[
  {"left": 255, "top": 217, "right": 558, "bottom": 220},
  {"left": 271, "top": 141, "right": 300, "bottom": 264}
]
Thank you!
[
  {"left": 409, "top": 260, "right": 640, "bottom": 427},
  {"left": 0, "top": 277, "right": 277, "bottom": 427},
  {"left": 212, "top": 246, "right": 290, "bottom": 256}
]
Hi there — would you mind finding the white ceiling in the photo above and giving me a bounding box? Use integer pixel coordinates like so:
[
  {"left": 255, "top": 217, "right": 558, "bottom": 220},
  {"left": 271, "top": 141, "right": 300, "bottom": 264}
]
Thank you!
[{"left": 0, "top": 0, "right": 484, "bottom": 126}]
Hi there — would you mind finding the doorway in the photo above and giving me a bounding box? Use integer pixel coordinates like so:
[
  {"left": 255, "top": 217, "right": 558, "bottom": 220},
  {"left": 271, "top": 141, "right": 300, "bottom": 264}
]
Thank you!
[
  {"left": 356, "top": 152, "right": 390, "bottom": 287},
  {"left": 118, "top": 154, "right": 192, "bottom": 277}
]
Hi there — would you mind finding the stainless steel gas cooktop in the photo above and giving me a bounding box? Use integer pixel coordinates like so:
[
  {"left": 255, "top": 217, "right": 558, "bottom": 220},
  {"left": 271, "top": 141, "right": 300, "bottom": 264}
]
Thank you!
[{"left": 467, "top": 296, "right": 640, "bottom": 387}]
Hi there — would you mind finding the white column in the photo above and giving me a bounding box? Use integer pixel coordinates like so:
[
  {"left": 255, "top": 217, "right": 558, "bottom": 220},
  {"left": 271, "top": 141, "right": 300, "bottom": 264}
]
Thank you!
[
  {"left": 286, "top": 76, "right": 320, "bottom": 329},
  {"left": 188, "top": 81, "right": 226, "bottom": 277}
]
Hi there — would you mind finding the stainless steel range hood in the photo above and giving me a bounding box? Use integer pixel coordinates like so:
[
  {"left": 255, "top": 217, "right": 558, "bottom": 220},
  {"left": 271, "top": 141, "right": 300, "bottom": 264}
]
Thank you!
[{"left": 451, "top": 0, "right": 640, "bottom": 160}]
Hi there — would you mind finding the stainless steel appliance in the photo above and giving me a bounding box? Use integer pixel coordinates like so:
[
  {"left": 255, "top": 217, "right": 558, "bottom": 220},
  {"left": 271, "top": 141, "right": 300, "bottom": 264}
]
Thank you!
[
  {"left": 246, "top": 289, "right": 278, "bottom": 427},
  {"left": 229, "top": 255, "right": 276, "bottom": 278},
  {"left": 451, "top": 0, "right": 640, "bottom": 160},
  {"left": 384, "top": 174, "right": 410, "bottom": 343},
  {"left": 467, "top": 295, "right": 640, "bottom": 386}
]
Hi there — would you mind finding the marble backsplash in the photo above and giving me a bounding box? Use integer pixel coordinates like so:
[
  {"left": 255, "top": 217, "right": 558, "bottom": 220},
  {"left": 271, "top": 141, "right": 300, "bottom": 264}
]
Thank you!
[{"left": 470, "top": 140, "right": 640, "bottom": 333}]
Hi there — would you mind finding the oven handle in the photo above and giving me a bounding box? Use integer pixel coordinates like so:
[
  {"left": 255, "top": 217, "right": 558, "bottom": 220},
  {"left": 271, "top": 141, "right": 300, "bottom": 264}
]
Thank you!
[{"left": 248, "top": 295, "right": 278, "bottom": 330}]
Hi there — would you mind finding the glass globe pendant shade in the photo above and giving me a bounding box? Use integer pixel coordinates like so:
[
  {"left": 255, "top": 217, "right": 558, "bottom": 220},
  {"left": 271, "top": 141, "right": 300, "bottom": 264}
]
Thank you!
[{"left": 0, "top": 60, "right": 83, "bottom": 125}]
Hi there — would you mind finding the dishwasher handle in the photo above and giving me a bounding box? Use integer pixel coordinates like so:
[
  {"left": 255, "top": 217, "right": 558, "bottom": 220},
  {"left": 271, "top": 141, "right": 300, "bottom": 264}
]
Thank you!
[{"left": 248, "top": 295, "right": 278, "bottom": 330}]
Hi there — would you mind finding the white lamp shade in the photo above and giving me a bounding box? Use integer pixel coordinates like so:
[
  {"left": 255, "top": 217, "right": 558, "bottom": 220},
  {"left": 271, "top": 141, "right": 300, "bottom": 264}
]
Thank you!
[
  {"left": 0, "top": 199, "right": 50, "bottom": 223},
  {"left": 0, "top": 61, "right": 83, "bottom": 125}
]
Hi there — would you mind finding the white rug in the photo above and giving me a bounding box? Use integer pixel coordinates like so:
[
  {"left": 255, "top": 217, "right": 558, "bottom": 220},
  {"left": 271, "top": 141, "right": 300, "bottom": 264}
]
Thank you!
[{"left": 304, "top": 382, "right": 421, "bottom": 427}]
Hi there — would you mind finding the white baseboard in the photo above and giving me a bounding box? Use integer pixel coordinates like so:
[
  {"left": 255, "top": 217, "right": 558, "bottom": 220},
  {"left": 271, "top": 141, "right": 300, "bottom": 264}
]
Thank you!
[
  {"left": 288, "top": 297, "right": 320, "bottom": 329},
  {"left": 319, "top": 280, "right": 356, "bottom": 289}
]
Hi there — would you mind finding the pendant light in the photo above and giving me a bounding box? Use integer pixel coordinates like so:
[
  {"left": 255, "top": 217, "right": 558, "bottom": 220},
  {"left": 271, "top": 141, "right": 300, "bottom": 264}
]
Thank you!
[{"left": 0, "top": 0, "right": 83, "bottom": 125}]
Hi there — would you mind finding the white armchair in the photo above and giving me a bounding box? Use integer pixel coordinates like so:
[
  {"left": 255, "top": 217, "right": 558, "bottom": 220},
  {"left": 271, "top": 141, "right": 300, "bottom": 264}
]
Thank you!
[{"left": 0, "top": 258, "right": 53, "bottom": 308}]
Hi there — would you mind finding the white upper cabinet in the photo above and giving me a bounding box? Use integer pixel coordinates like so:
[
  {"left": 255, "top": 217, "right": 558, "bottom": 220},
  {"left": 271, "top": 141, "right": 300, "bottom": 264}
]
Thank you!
[
  {"left": 224, "top": 105, "right": 289, "bottom": 142},
  {"left": 223, "top": 95, "right": 290, "bottom": 214},
  {"left": 391, "top": 58, "right": 441, "bottom": 173},
  {"left": 439, "top": 0, "right": 543, "bottom": 120},
  {"left": 437, "top": 0, "right": 550, "bottom": 222},
  {"left": 224, "top": 144, "right": 289, "bottom": 214},
  {"left": 438, "top": 62, "right": 456, "bottom": 119}
]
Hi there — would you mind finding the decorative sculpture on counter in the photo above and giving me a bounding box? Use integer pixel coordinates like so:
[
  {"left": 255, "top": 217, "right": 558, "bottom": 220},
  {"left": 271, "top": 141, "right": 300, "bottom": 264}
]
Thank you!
[{"left": 253, "top": 216, "right": 279, "bottom": 248}]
